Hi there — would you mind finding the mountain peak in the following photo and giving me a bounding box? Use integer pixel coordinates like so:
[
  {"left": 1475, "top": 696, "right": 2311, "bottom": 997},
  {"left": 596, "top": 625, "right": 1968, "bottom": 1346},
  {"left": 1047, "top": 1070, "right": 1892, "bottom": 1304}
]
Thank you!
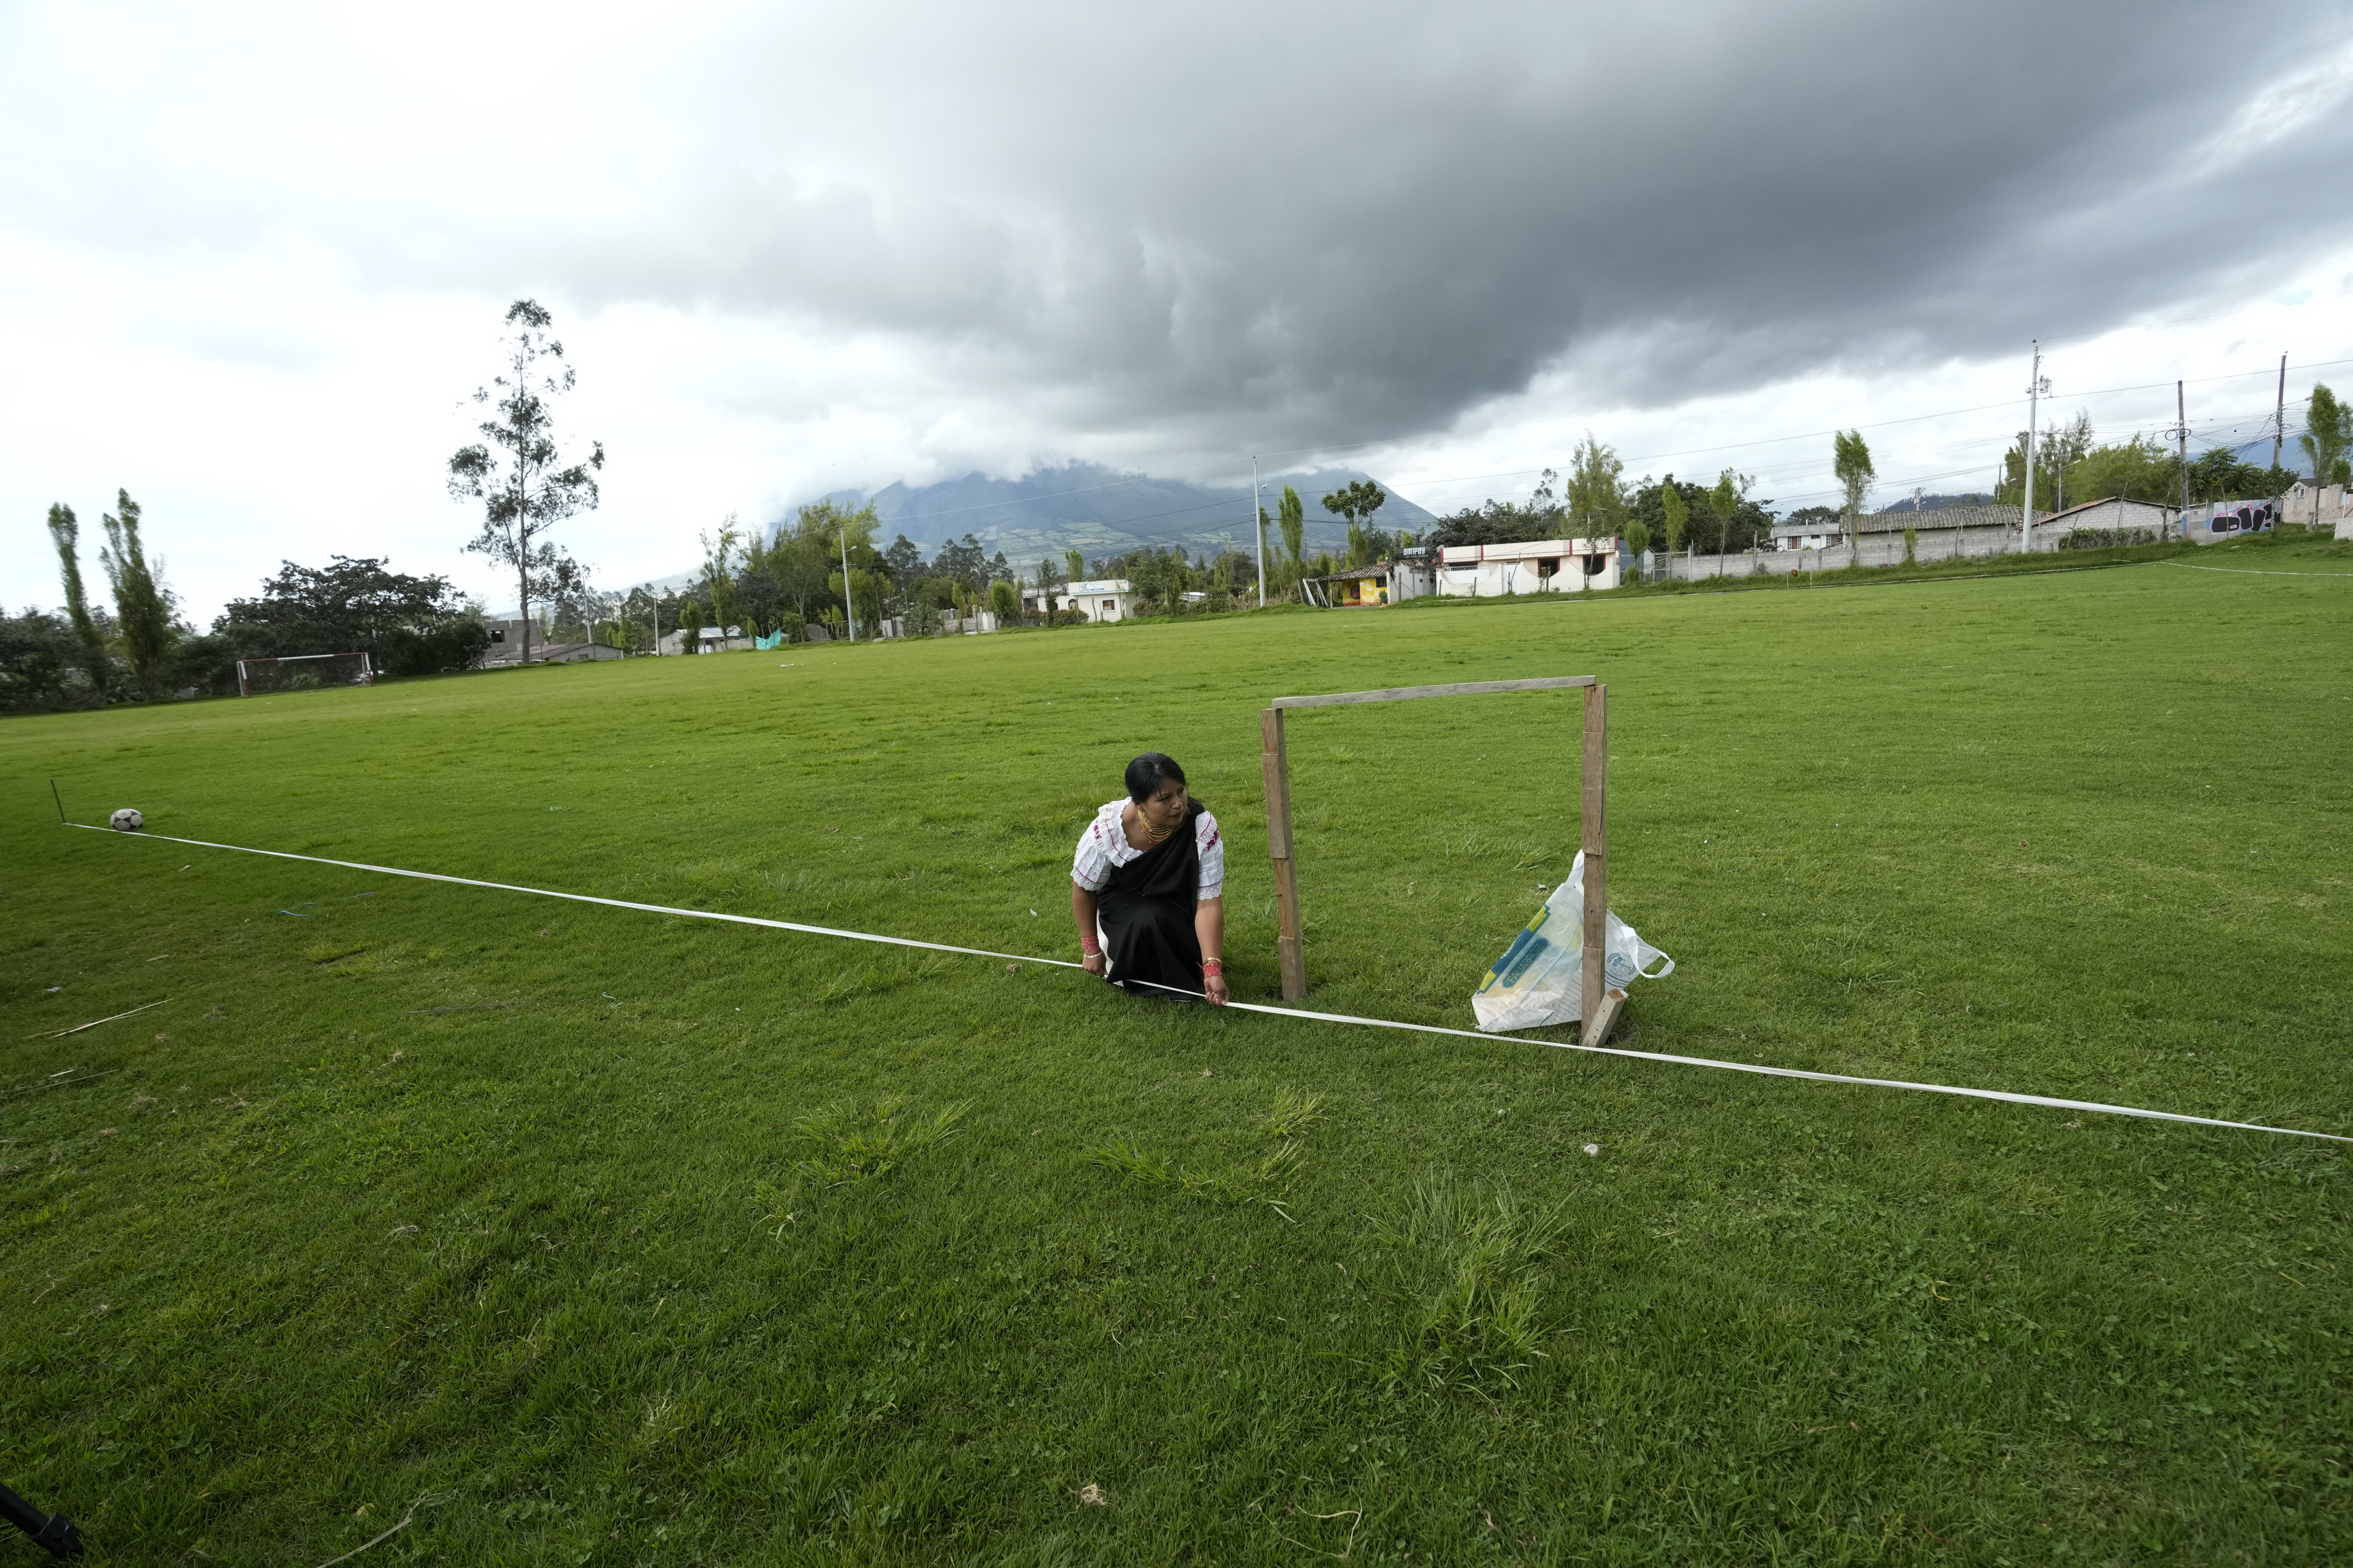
[{"left": 769, "top": 463, "right": 1434, "bottom": 562}]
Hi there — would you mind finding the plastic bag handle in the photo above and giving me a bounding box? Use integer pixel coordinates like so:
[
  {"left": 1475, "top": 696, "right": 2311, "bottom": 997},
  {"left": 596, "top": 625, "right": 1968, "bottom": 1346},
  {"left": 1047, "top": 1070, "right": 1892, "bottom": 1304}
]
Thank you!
[{"left": 1637, "top": 952, "right": 1675, "bottom": 979}]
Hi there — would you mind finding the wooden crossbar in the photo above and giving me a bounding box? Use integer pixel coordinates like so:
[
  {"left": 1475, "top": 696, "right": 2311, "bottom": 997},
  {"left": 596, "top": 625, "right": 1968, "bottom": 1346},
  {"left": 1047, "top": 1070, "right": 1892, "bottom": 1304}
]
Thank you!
[
  {"left": 1260, "top": 674, "right": 1623, "bottom": 1046},
  {"left": 1270, "top": 676, "right": 1595, "bottom": 709}
]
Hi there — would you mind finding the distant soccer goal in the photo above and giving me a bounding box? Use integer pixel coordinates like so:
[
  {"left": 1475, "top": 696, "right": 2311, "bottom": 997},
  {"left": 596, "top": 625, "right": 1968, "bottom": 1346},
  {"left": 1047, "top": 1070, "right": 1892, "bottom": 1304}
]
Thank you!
[{"left": 235, "top": 652, "right": 375, "bottom": 697}]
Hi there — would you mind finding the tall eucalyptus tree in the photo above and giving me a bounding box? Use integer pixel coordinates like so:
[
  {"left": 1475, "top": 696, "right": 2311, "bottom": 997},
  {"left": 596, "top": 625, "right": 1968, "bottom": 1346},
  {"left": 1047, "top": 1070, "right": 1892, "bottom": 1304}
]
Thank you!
[
  {"left": 44, "top": 502, "right": 111, "bottom": 697},
  {"left": 447, "top": 299, "right": 604, "bottom": 668}
]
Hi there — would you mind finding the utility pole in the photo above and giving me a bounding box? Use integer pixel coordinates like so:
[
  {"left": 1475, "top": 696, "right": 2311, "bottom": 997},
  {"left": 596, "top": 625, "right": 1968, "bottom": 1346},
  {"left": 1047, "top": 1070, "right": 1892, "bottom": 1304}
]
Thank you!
[
  {"left": 840, "top": 526, "right": 857, "bottom": 643},
  {"left": 2173, "top": 380, "right": 2189, "bottom": 541},
  {"left": 2271, "top": 352, "right": 2289, "bottom": 531},
  {"left": 1252, "top": 456, "right": 1265, "bottom": 608},
  {"left": 2271, "top": 352, "right": 2286, "bottom": 475},
  {"left": 2021, "top": 341, "right": 2049, "bottom": 554}
]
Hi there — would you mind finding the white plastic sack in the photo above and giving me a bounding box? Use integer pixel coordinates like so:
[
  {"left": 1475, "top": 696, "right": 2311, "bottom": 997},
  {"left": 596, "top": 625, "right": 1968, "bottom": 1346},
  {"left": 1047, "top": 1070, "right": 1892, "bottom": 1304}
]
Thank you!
[{"left": 1471, "top": 851, "right": 1673, "bottom": 1032}]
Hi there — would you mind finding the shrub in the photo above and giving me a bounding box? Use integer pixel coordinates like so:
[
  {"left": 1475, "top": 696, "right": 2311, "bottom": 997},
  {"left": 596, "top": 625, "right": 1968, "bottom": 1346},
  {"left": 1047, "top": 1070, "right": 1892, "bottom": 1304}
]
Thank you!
[
  {"left": 2058, "top": 526, "right": 2157, "bottom": 551},
  {"left": 0, "top": 608, "right": 99, "bottom": 712}
]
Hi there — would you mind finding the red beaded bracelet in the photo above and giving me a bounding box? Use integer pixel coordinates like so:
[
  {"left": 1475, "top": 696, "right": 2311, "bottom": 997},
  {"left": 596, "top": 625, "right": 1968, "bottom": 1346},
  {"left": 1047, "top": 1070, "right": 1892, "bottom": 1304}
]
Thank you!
[{"left": 1201, "top": 958, "right": 1224, "bottom": 974}]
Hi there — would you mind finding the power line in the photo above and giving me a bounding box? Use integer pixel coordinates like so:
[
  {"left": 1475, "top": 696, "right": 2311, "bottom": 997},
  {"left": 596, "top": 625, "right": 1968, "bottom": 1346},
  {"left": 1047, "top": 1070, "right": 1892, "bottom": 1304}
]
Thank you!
[
  {"left": 1381, "top": 357, "right": 2353, "bottom": 487},
  {"left": 1389, "top": 417, "right": 2282, "bottom": 513},
  {"left": 1365, "top": 356, "right": 2348, "bottom": 513}
]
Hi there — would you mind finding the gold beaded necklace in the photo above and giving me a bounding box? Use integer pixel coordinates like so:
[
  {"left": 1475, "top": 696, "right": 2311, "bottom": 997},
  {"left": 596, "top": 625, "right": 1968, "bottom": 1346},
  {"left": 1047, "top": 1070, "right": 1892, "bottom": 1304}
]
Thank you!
[{"left": 1130, "top": 803, "right": 1179, "bottom": 844}]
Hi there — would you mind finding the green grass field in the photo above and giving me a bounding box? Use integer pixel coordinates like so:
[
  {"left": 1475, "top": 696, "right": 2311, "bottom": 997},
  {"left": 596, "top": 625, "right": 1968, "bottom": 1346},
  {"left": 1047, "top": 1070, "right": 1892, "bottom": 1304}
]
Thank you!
[{"left": 5, "top": 536, "right": 2350, "bottom": 1565}]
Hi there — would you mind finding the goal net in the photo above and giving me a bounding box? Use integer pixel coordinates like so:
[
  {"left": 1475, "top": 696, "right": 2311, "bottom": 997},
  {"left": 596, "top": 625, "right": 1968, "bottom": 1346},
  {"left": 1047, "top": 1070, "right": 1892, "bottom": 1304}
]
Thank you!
[{"left": 236, "top": 652, "right": 376, "bottom": 697}]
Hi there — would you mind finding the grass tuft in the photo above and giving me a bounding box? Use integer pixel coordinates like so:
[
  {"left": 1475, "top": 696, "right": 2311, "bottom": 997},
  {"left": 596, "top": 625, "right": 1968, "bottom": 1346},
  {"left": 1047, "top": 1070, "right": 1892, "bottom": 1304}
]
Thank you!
[
  {"left": 1260, "top": 1089, "right": 1326, "bottom": 1137},
  {"left": 791, "top": 1095, "right": 969, "bottom": 1184},
  {"left": 1084, "top": 1135, "right": 1170, "bottom": 1186},
  {"left": 1087, "top": 1137, "right": 1304, "bottom": 1216},
  {"left": 1369, "top": 1177, "right": 1569, "bottom": 1397}
]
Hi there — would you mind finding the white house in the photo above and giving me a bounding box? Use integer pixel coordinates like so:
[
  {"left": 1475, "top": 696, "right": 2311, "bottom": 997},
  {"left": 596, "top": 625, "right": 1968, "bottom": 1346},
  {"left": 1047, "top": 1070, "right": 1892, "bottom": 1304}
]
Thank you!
[
  {"left": 1026, "top": 577, "right": 1136, "bottom": 622},
  {"left": 485, "top": 618, "right": 636, "bottom": 663},
  {"left": 1387, "top": 549, "right": 1437, "bottom": 600},
  {"left": 2038, "top": 496, "right": 2180, "bottom": 543},
  {"left": 480, "top": 618, "right": 542, "bottom": 664},
  {"left": 655, "top": 625, "right": 755, "bottom": 654},
  {"left": 1768, "top": 518, "right": 1844, "bottom": 551},
  {"left": 1435, "top": 539, "right": 1620, "bottom": 597},
  {"left": 2286, "top": 481, "right": 2350, "bottom": 530}
]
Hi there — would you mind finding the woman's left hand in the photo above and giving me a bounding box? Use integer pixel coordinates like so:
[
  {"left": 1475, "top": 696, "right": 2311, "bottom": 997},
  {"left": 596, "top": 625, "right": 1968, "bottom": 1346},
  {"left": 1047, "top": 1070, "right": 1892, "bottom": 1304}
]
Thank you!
[{"left": 1204, "top": 972, "right": 1229, "bottom": 1006}]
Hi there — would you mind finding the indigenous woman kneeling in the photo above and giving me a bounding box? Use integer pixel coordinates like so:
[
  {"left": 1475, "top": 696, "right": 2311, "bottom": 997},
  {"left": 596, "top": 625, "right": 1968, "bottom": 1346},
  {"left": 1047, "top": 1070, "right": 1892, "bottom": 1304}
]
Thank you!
[{"left": 1070, "top": 752, "right": 1229, "bottom": 1004}]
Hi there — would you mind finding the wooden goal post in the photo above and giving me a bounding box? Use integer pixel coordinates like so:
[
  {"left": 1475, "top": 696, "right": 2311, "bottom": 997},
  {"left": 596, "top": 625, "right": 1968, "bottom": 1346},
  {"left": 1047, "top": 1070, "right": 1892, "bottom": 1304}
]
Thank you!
[{"left": 1259, "top": 675, "right": 1623, "bottom": 1046}]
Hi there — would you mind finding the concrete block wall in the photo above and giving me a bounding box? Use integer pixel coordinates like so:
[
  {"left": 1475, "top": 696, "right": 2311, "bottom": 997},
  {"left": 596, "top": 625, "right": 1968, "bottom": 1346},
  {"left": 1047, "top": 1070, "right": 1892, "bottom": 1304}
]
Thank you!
[{"left": 1663, "top": 512, "right": 2070, "bottom": 583}]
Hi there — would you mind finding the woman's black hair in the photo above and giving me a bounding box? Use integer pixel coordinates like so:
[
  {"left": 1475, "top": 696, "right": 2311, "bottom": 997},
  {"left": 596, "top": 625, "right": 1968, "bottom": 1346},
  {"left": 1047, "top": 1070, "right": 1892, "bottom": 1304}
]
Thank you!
[{"left": 1124, "top": 752, "right": 1187, "bottom": 803}]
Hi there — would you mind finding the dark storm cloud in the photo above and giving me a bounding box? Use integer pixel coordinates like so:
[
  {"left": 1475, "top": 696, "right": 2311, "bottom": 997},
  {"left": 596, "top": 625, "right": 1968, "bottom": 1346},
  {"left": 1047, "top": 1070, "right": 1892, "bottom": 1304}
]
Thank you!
[
  {"left": 582, "top": 0, "right": 2353, "bottom": 446},
  {"left": 10, "top": 0, "right": 2351, "bottom": 456}
]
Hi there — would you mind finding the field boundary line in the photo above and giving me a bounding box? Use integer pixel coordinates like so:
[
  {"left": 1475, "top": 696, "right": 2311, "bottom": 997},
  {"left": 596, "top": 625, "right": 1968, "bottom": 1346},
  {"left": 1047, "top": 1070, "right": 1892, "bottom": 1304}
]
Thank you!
[
  {"left": 1416, "top": 558, "right": 2161, "bottom": 613},
  {"left": 2160, "top": 561, "right": 2353, "bottom": 577},
  {"left": 67, "top": 823, "right": 2351, "bottom": 1145}
]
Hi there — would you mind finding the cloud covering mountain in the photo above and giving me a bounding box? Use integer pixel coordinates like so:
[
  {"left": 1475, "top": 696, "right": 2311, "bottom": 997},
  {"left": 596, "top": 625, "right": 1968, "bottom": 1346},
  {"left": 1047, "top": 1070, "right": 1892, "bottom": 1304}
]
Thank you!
[{"left": 782, "top": 466, "right": 1437, "bottom": 565}]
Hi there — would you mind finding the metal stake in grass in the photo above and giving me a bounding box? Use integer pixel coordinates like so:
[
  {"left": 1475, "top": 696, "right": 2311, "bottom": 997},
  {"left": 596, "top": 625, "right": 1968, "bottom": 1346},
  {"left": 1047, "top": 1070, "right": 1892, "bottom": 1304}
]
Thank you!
[
  {"left": 307, "top": 1493, "right": 444, "bottom": 1568},
  {"left": 30, "top": 999, "right": 169, "bottom": 1040},
  {"left": 0, "top": 1478, "right": 84, "bottom": 1559}
]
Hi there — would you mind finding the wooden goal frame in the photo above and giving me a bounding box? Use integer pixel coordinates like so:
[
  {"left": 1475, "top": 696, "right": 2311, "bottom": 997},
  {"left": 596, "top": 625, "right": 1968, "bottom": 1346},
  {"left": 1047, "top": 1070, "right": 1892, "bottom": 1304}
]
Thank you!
[{"left": 1259, "top": 676, "right": 1624, "bottom": 1046}]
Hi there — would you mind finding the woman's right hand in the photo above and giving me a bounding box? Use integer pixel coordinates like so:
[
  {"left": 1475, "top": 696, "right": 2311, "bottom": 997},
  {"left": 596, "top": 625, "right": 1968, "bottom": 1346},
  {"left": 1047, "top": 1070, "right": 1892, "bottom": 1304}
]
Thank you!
[{"left": 1083, "top": 949, "right": 1108, "bottom": 979}]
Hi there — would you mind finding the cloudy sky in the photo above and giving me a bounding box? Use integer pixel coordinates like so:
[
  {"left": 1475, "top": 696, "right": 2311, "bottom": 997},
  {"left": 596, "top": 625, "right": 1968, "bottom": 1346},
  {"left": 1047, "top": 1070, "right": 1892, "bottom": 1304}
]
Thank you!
[{"left": 7, "top": 0, "right": 2353, "bottom": 619}]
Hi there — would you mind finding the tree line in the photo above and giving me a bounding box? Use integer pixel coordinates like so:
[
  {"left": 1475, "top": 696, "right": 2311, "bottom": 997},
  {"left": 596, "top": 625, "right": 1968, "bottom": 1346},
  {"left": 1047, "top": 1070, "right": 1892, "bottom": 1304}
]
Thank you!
[
  {"left": 587, "top": 475, "right": 1424, "bottom": 646},
  {"left": 6, "top": 492, "right": 180, "bottom": 712},
  {"left": 17, "top": 295, "right": 2346, "bottom": 712},
  {"left": 632, "top": 501, "right": 1022, "bottom": 648},
  {"left": 1995, "top": 384, "right": 2349, "bottom": 512},
  {"left": 7, "top": 298, "right": 586, "bottom": 712},
  {"left": 596, "top": 503, "right": 1303, "bottom": 651},
  {"left": 1422, "top": 433, "right": 1784, "bottom": 562},
  {"left": 5, "top": 498, "right": 491, "bottom": 714},
  {"left": 1417, "top": 383, "right": 2350, "bottom": 577},
  {"left": 1213, "top": 480, "right": 1409, "bottom": 598}
]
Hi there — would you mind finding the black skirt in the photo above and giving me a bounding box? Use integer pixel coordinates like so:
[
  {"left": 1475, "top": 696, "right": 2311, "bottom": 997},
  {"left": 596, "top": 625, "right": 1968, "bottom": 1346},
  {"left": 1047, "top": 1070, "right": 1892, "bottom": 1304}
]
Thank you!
[{"left": 1098, "top": 801, "right": 1205, "bottom": 1000}]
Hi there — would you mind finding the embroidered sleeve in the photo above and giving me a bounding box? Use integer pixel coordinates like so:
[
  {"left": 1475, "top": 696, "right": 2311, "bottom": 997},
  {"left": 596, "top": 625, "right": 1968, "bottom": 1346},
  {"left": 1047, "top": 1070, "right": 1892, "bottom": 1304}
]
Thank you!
[
  {"left": 1195, "top": 811, "right": 1225, "bottom": 900},
  {"left": 1072, "top": 803, "right": 1116, "bottom": 892}
]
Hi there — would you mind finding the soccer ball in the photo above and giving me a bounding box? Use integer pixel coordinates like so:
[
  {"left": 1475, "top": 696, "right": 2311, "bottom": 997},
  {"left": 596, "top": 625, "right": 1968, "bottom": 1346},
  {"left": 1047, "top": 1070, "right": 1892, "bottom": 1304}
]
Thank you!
[{"left": 109, "top": 807, "right": 144, "bottom": 833}]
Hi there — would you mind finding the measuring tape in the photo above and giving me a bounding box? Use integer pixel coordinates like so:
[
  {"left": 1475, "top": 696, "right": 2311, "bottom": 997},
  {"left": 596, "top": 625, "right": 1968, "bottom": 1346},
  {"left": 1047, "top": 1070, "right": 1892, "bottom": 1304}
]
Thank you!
[{"left": 65, "top": 822, "right": 2350, "bottom": 1144}]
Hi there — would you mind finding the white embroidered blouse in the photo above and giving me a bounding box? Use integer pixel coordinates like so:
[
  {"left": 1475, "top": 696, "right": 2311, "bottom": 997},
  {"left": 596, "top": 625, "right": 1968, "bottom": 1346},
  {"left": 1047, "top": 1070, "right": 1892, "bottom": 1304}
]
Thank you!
[{"left": 1071, "top": 798, "right": 1225, "bottom": 900}]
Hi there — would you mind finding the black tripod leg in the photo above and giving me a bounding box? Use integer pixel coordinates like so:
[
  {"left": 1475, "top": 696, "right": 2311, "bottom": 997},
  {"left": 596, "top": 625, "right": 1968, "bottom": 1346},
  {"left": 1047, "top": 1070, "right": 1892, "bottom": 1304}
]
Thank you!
[{"left": 0, "top": 1480, "right": 85, "bottom": 1559}]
